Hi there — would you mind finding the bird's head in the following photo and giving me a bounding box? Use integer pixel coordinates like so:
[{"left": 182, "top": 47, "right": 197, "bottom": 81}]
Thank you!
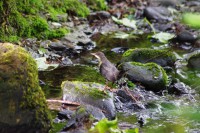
[{"left": 91, "top": 52, "right": 106, "bottom": 65}]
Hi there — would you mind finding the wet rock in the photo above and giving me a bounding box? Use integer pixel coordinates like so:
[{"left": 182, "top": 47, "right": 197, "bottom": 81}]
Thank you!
[
  {"left": 116, "top": 89, "right": 135, "bottom": 102},
  {"left": 144, "top": 7, "right": 171, "bottom": 21},
  {"left": 61, "top": 24, "right": 94, "bottom": 51},
  {"left": 0, "top": 43, "right": 51, "bottom": 133},
  {"left": 49, "top": 41, "right": 67, "bottom": 51},
  {"left": 62, "top": 81, "right": 116, "bottom": 120},
  {"left": 154, "top": 23, "right": 173, "bottom": 31},
  {"left": 111, "top": 47, "right": 129, "bottom": 54},
  {"left": 50, "top": 22, "right": 62, "bottom": 29},
  {"left": 40, "top": 40, "right": 51, "bottom": 49},
  {"left": 149, "top": 0, "right": 180, "bottom": 7},
  {"left": 77, "top": 41, "right": 96, "bottom": 51},
  {"left": 88, "top": 11, "right": 111, "bottom": 23},
  {"left": 121, "top": 48, "right": 176, "bottom": 67},
  {"left": 187, "top": 50, "right": 200, "bottom": 70},
  {"left": 168, "top": 82, "right": 190, "bottom": 95},
  {"left": 94, "top": 23, "right": 119, "bottom": 34},
  {"left": 120, "top": 62, "right": 168, "bottom": 92},
  {"left": 58, "top": 110, "right": 74, "bottom": 120},
  {"left": 186, "top": 1, "right": 200, "bottom": 7},
  {"left": 60, "top": 57, "right": 73, "bottom": 66},
  {"left": 61, "top": 107, "right": 94, "bottom": 133},
  {"left": 176, "top": 30, "right": 197, "bottom": 43}
]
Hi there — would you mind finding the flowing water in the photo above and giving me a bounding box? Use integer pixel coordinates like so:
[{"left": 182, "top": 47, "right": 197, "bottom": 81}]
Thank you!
[{"left": 40, "top": 33, "right": 200, "bottom": 132}]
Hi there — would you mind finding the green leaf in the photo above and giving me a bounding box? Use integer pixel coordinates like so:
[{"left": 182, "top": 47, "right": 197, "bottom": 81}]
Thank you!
[
  {"left": 182, "top": 13, "right": 200, "bottom": 28},
  {"left": 151, "top": 32, "right": 175, "bottom": 43},
  {"left": 89, "top": 118, "right": 138, "bottom": 133},
  {"left": 90, "top": 118, "right": 119, "bottom": 133},
  {"left": 112, "top": 16, "right": 137, "bottom": 29}
]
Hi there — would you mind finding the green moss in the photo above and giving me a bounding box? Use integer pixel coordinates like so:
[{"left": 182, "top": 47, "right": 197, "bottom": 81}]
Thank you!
[
  {"left": 0, "top": 0, "right": 89, "bottom": 42},
  {"left": 123, "top": 48, "right": 175, "bottom": 59},
  {"left": 130, "top": 62, "right": 169, "bottom": 86},
  {"left": 16, "top": 0, "right": 44, "bottom": 14},
  {"left": 123, "top": 49, "right": 134, "bottom": 57},
  {"left": 47, "top": 0, "right": 89, "bottom": 17},
  {"left": 122, "top": 48, "right": 176, "bottom": 67},
  {"left": 87, "top": 0, "right": 108, "bottom": 11},
  {"left": 45, "top": 28, "right": 69, "bottom": 39},
  {"left": 31, "top": 17, "right": 48, "bottom": 35},
  {"left": 0, "top": 43, "right": 52, "bottom": 131},
  {"left": 62, "top": 81, "right": 109, "bottom": 99},
  {"left": 76, "top": 81, "right": 109, "bottom": 99},
  {"left": 50, "top": 122, "right": 66, "bottom": 133}
]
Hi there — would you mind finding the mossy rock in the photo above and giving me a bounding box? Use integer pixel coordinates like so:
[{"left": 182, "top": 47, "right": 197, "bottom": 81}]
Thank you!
[
  {"left": 62, "top": 81, "right": 116, "bottom": 119},
  {"left": 0, "top": 43, "right": 51, "bottom": 133},
  {"left": 120, "top": 62, "right": 168, "bottom": 92},
  {"left": 121, "top": 48, "right": 176, "bottom": 67}
]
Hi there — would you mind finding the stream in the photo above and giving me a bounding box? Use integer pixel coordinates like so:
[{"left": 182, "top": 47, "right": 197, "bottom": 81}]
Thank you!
[{"left": 40, "top": 32, "right": 200, "bottom": 133}]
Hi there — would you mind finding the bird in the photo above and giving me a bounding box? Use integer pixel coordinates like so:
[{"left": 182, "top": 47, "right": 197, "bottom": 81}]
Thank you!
[
  {"left": 91, "top": 52, "right": 119, "bottom": 88},
  {"left": 91, "top": 52, "right": 139, "bottom": 102}
]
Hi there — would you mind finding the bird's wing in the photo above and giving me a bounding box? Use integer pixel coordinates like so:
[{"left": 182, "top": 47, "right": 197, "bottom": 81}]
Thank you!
[{"left": 100, "top": 62, "right": 119, "bottom": 82}]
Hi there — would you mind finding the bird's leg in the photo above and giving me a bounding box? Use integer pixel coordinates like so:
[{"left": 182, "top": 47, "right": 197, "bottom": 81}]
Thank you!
[
  {"left": 103, "top": 80, "right": 111, "bottom": 92},
  {"left": 124, "top": 87, "right": 138, "bottom": 102}
]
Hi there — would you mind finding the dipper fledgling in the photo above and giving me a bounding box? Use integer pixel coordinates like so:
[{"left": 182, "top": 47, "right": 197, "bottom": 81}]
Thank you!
[{"left": 91, "top": 52, "right": 119, "bottom": 84}]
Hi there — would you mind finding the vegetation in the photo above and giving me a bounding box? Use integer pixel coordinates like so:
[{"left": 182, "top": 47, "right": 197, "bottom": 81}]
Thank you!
[
  {"left": 0, "top": 0, "right": 89, "bottom": 42},
  {"left": 87, "top": 0, "right": 108, "bottom": 11},
  {"left": 89, "top": 118, "right": 139, "bottom": 133},
  {"left": 121, "top": 48, "right": 176, "bottom": 67},
  {"left": 182, "top": 13, "right": 200, "bottom": 29}
]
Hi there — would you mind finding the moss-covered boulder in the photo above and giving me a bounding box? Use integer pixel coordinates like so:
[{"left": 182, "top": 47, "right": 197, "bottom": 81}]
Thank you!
[
  {"left": 120, "top": 62, "right": 168, "bottom": 92},
  {"left": 121, "top": 48, "right": 176, "bottom": 67},
  {"left": 0, "top": 43, "right": 51, "bottom": 133},
  {"left": 62, "top": 81, "right": 116, "bottom": 120}
]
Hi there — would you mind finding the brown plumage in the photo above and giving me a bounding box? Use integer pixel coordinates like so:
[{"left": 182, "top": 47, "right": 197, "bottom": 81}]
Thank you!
[{"left": 91, "top": 52, "right": 119, "bottom": 83}]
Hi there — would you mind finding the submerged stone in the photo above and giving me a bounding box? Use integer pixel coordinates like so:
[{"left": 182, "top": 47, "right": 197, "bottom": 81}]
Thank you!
[
  {"left": 121, "top": 48, "right": 176, "bottom": 67},
  {"left": 120, "top": 62, "right": 168, "bottom": 92},
  {"left": 0, "top": 43, "right": 51, "bottom": 133},
  {"left": 187, "top": 50, "right": 200, "bottom": 70},
  {"left": 62, "top": 81, "right": 116, "bottom": 120}
]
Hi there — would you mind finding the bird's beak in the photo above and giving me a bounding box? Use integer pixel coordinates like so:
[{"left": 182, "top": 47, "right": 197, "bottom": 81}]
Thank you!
[
  {"left": 91, "top": 53, "right": 98, "bottom": 58},
  {"left": 91, "top": 53, "right": 100, "bottom": 61},
  {"left": 91, "top": 53, "right": 96, "bottom": 56}
]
